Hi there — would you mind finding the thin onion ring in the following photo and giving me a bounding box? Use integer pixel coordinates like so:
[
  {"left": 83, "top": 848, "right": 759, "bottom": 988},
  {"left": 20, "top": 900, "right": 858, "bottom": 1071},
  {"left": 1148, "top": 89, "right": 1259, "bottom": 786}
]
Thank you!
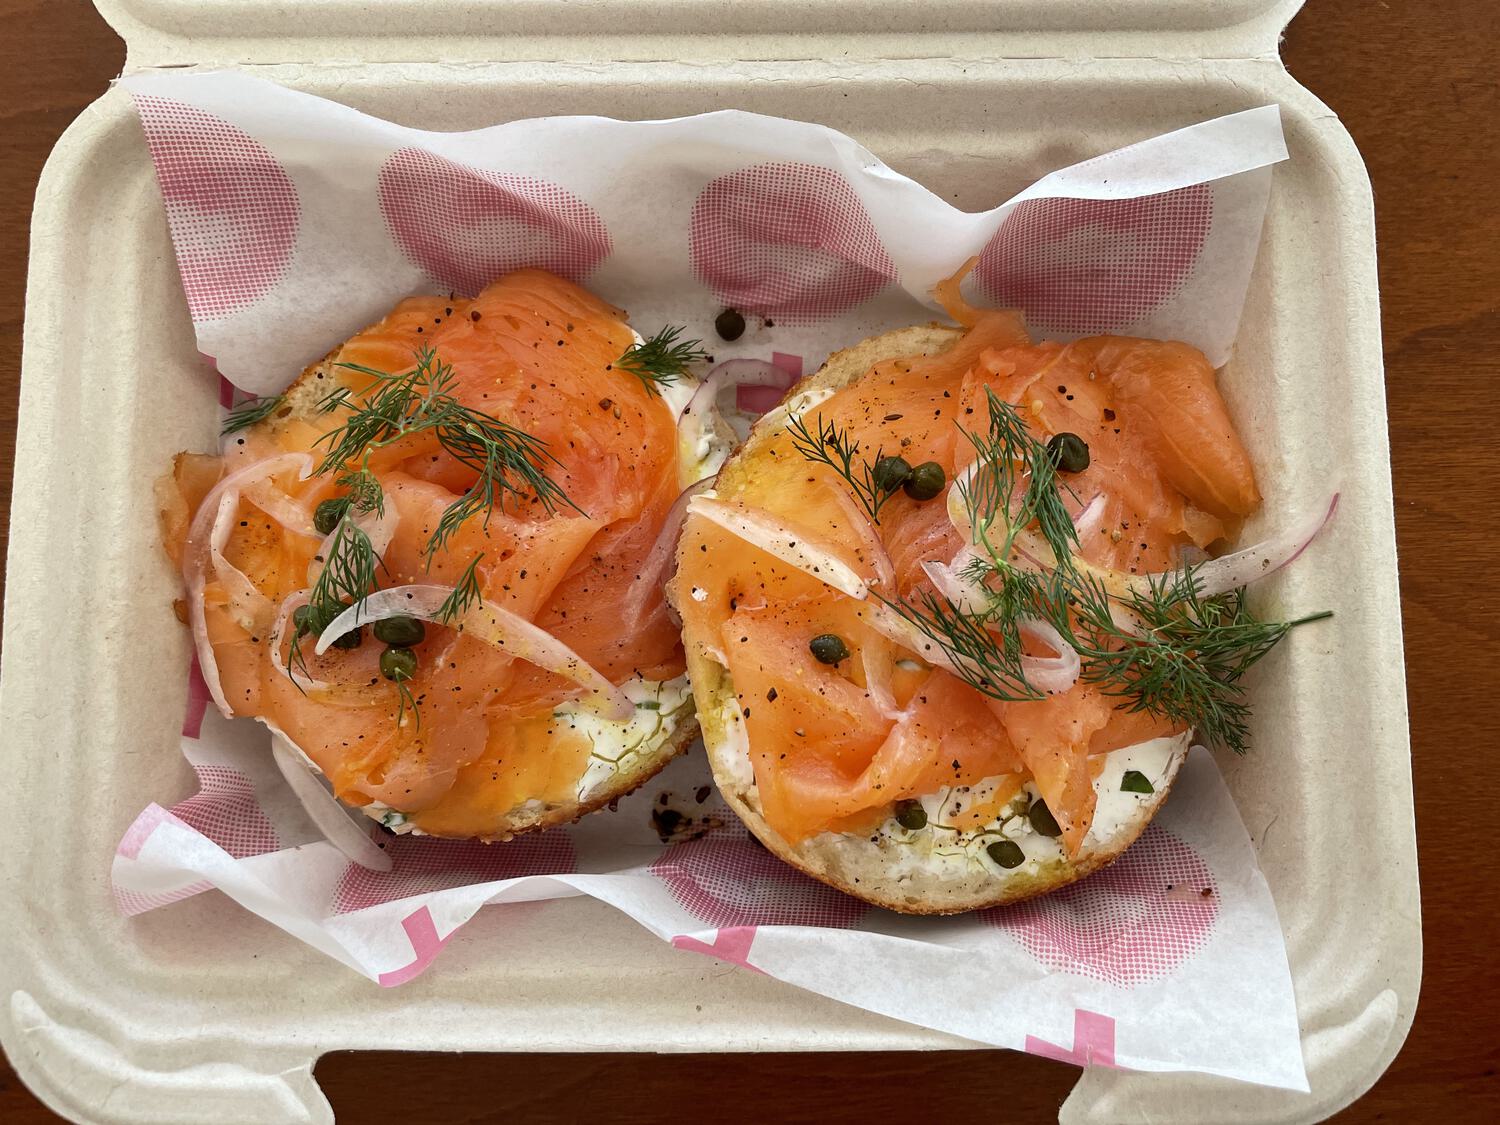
[{"left": 314, "top": 584, "right": 633, "bottom": 721}]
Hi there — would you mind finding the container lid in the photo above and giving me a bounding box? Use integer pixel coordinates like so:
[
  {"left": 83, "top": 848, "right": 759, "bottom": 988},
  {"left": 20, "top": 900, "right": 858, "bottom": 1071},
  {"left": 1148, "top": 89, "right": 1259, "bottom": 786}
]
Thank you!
[{"left": 97, "top": 0, "right": 1307, "bottom": 70}]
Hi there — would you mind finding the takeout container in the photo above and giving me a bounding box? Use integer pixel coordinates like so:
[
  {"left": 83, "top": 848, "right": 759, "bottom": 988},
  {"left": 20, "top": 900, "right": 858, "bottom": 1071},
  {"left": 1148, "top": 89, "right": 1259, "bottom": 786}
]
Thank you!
[{"left": 0, "top": 0, "right": 1416, "bottom": 1121}]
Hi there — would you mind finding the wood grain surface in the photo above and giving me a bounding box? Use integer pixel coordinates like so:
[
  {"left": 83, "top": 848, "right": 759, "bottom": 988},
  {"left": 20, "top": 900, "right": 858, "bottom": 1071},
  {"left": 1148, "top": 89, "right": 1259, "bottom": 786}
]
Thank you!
[{"left": 1, "top": 1, "right": 1495, "bottom": 1121}]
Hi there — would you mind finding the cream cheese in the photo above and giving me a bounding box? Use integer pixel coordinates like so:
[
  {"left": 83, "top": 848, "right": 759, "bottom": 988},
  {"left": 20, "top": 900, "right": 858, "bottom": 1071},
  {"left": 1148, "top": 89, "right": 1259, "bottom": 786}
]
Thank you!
[
  {"left": 563, "top": 673, "right": 695, "bottom": 802},
  {"left": 815, "top": 732, "right": 1190, "bottom": 881}
]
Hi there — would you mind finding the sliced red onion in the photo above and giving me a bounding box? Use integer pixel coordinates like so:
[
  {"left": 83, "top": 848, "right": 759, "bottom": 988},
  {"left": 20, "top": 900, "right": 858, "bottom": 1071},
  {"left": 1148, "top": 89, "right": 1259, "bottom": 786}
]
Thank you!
[
  {"left": 826, "top": 485, "right": 895, "bottom": 589},
  {"left": 1017, "top": 617, "right": 1081, "bottom": 695},
  {"left": 622, "top": 476, "right": 718, "bottom": 624},
  {"left": 242, "top": 480, "right": 319, "bottom": 539},
  {"left": 912, "top": 565, "right": 1079, "bottom": 694},
  {"left": 736, "top": 383, "right": 791, "bottom": 414},
  {"left": 686, "top": 496, "right": 870, "bottom": 599},
  {"left": 921, "top": 558, "right": 989, "bottom": 614},
  {"left": 269, "top": 590, "right": 332, "bottom": 693},
  {"left": 208, "top": 490, "right": 275, "bottom": 629},
  {"left": 264, "top": 722, "right": 393, "bottom": 872},
  {"left": 314, "top": 584, "right": 633, "bottom": 721},
  {"left": 679, "top": 359, "right": 798, "bottom": 454},
  {"left": 183, "top": 452, "right": 313, "bottom": 717},
  {"left": 946, "top": 458, "right": 1062, "bottom": 570},
  {"left": 1132, "top": 493, "right": 1340, "bottom": 599},
  {"left": 859, "top": 640, "right": 902, "bottom": 719}
]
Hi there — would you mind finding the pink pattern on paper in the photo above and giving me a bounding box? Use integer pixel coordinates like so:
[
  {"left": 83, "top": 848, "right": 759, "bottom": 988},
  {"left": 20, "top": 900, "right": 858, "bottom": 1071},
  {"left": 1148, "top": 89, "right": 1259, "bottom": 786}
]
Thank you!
[
  {"left": 377, "top": 906, "right": 453, "bottom": 987},
  {"left": 977, "top": 184, "right": 1213, "bottom": 334},
  {"left": 1025, "top": 1009, "right": 1119, "bottom": 1068},
  {"left": 117, "top": 804, "right": 185, "bottom": 860},
  {"left": 378, "top": 148, "right": 611, "bottom": 295},
  {"left": 650, "top": 828, "right": 870, "bottom": 929},
  {"left": 691, "top": 162, "right": 896, "bottom": 324},
  {"left": 332, "top": 830, "right": 576, "bottom": 913},
  {"left": 113, "top": 880, "right": 214, "bottom": 917},
  {"left": 132, "top": 96, "right": 300, "bottom": 322},
  {"left": 671, "top": 925, "right": 764, "bottom": 973},
  {"left": 170, "top": 766, "right": 280, "bottom": 859},
  {"left": 983, "top": 824, "right": 1218, "bottom": 986}
]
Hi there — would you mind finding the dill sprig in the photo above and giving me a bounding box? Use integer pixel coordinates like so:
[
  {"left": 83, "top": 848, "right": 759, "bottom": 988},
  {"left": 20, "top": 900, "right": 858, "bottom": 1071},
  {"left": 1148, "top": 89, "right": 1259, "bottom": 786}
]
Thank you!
[
  {"left": 390, "top": 668, "right": 420, "bottom": 732},
  {"left": 1062, "top": 566, "right": 1332, "bottom": 754},
  {"left": 879, "top": 587, "right": 1044, "bottom": 702},
  {"left": 309, "top": 517, "right": 380, "bottom": 618},
  {"left": 617, "top": 326, "right": 709, "bottom": 396},
  {"left": 437, "top": 555, "right": 484, "bottom": 624},
  {"left": 787, "top": 412, "right": 901, "bottom": 523},
  {"left": 221, "top": 393, "right": 286, "bottom": 436},
  {"left": 848, "top": 387, "right": 1328, "bottom": 750},
  {"left": 317, "top": 346, "right": 582, "bottom": 558},
  {"left": 961, "top": 387, "right": 1077, "bottom": 565}
]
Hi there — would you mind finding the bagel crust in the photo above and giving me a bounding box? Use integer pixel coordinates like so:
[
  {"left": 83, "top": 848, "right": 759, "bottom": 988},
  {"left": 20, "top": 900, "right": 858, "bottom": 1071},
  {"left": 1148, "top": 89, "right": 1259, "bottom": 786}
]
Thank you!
[{"left": 670, "top": 325, "right": 1188, "bottom": 912}]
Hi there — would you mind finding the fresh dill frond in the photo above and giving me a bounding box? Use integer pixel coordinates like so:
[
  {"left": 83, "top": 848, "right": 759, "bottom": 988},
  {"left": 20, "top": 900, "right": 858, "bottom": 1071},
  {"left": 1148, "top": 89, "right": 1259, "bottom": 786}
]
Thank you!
[
  {"left": 315, "top": 346, "right": 582, "bottom": 559},
  {"left": 960, "top": 387, "right": 1077, "bottom": 564},
  {"left": 308, "top": 517, "right": 380, "bottom": 621},
  {"left": 437, "top": 555, "right": 484, "bottom": 624},
  {"left": 335, "top": 465, "right": 385, "bottom": 518},
  {"left": 786, "top": 412, "right": 900, "bottom": 523},
  {"left": 617, "top": 326, "right": 709, "bottom": 396},
  {"left": 221, "top": 393, "right": 286, "bottom": 436},
  {"left": 878, "top": 588, "right": 1044, "bottom": 703},
  {"left": 392, "top": 674, "right": 420, "bottom": 732},
  {"left": 1063, "top": 565, "right": 1332, "bottom": 753},
  {"left": 285, "top": 498, "right": 386, "bottom": 691}
]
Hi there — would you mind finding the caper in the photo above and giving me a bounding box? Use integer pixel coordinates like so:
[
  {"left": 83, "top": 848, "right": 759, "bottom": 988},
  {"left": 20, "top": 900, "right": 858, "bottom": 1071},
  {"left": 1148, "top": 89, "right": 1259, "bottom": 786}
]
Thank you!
[
  {"left": 872, "top": 455, "right": 913, "bottom": 494},
  {"left": 903, "top": 461, "right": 946, "bottom": 501},
  {"left": 380, "top": 646, "right": 418, "bottom": 681},
  {"left": 808, "top": 633, "right": 850, "bottom": 664},
  {"left": 1045, "top": 432, "right": 1090, "bottom": 473},
  {"left": 894, "top": 799, "right": 928, "bottom": 831},
  {"left": 1027, "top": 799, "right": 1062, "bottom": 837},
  {"left": 291, "top": 604, "right": 316, "bottom": 637},
  {"left": 714, "top": 307, "right": 746, "bottom": 342},
  {"left": 987, "top": 839, "right": 1026, "bottom": 869},
  {"left": 374, "top": 615, "right": 426, "bottom": 647},
  {"left": 313, "top": 497, "right": 349, "bottom": 535},
  {"left": 331, "top": 625, "right": 363, "bottom": 650}
]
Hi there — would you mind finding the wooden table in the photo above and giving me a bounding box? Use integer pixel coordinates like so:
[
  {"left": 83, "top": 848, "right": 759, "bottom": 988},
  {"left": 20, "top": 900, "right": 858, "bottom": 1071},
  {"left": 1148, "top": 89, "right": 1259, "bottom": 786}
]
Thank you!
[{"left": 2, "top": 1, "right": 1494, "bottom": 1120}]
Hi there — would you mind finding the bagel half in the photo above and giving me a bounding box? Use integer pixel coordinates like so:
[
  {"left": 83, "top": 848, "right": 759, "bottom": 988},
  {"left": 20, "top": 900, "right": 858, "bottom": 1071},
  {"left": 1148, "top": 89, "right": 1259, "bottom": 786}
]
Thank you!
[
  {"left": 669, "top": 325, "right": 1188, "bottom": 913},
  {"left": 164, "top": 277, "right": 701, "bottom": 843}
]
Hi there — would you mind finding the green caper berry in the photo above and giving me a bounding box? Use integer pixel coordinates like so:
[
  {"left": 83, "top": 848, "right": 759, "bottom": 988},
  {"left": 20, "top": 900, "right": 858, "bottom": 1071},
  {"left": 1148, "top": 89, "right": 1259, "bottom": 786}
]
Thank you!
[
  {"left": 374, "top": 615, "right": 426, "bottom": 647},
  {"left": 380, "top": 646, "right": 418, "bottom": 681},
  {"left": 1045, "top": 432, "right": 1091, "bottom": 473},
  {"left": 1027, "top": 799, "right": 1062, "bottom": 837},
  {"left": 902, "top": 461, "right": 946, "bottom": 501},
  {"left": 808, "top": 633, "right": 850, "bottom": 664},
  {"left": 987, "top": 839, "right": 1026, "bottom": 869},
  {"left": 313, "top": 498, "right": 349, "bottom": 535},
  {"left": 291, "top": 604, "right": 316, "bottom": 637},
  {"left": 714, "top": 308, "right": 746, "bottom": 341},
  {"left": 894, "top": 799, "right": 928, "bottom": 830},
  {"left": 330, "top": 625, "right": 363, "bottom": 650},
  {"left": 871, "top": 455, "right": 913, "bottom": 494}
]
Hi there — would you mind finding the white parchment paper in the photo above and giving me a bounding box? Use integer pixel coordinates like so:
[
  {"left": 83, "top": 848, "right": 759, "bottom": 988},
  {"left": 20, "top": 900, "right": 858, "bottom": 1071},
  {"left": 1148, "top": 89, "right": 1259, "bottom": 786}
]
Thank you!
[{"left": 112, "top": 71, "right": 1306, "bottom": 1091}]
